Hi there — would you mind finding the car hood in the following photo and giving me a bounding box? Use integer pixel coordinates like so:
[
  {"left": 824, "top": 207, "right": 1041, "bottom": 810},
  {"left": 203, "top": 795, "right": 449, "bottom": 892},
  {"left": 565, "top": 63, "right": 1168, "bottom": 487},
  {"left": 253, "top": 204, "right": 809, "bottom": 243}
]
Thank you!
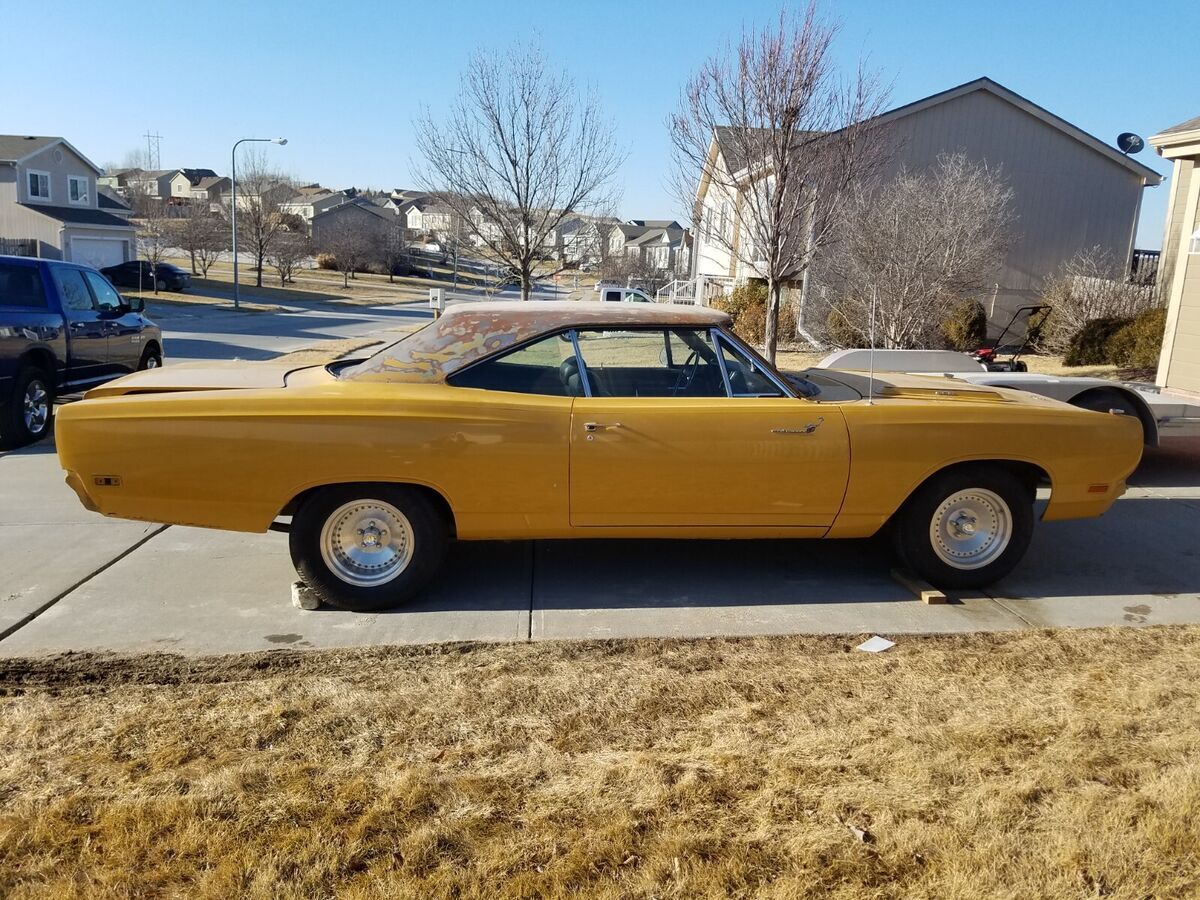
[
  {"left": 84, "top": 361, "right": 331, "bottom": 398},
  {"left": 819, "top": 368, "right": 1071, "bottom": 408}
]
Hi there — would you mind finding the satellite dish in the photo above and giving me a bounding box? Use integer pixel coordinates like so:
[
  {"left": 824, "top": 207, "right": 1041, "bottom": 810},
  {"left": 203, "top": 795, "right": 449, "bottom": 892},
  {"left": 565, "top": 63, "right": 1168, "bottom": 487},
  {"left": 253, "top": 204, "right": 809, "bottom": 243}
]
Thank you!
[{"left": 1117, "top": 132, "right": 1145, "bottom": 155}]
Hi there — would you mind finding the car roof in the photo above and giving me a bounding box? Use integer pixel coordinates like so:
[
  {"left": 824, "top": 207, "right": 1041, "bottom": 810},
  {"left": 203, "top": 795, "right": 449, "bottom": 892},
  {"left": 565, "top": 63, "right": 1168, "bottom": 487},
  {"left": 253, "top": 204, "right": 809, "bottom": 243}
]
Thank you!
[{"left": 347, "top": 300, "right": 732, "bottom": 384}]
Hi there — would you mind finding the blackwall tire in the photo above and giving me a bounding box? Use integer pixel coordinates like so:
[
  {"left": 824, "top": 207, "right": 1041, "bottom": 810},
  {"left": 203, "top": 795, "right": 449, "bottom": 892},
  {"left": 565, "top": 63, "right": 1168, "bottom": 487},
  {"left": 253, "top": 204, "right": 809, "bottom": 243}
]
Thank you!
[
  {"left": 289, "top": 484, "right": 449, "bottom": 612},
  {"left": 1, "top": 367, "right": 53, "bottom": 450},
  {"left": 892, "top": 465, "right": 1034, "bottom": 590}
]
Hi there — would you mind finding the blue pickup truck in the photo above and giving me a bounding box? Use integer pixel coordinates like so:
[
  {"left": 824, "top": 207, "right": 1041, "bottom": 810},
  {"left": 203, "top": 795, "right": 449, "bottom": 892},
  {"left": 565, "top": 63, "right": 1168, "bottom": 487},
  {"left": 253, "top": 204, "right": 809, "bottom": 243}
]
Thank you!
[{"left": 0, "top": 255, "right": 163, "bottom": 449}]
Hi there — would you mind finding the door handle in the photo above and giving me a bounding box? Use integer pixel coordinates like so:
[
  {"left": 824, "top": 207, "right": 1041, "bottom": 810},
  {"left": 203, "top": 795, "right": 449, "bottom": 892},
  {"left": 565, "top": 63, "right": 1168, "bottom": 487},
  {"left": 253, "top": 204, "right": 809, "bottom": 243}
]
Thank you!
[
  {"left": 584, "top": 422, "right": 622, "bottom": 432},
  {"left": 771, "top": 417, "right": 823, "bottom": 435}
]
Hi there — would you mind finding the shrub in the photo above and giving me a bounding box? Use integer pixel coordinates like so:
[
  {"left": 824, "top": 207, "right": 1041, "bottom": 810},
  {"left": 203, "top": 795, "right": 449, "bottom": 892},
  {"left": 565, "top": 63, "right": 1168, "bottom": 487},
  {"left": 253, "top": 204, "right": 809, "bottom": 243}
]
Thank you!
[
  {"left": 941, "top": 299, "right": 988, "bottom": 350},
  {"left": 1064, "top": 316, "right": 1132, "bottom": 366},
  {"left": 711, "top": 281, "right": 796, "bottom": 345},
  {"left": 315, "top": 253, "right": 337, "bottom": 270},
  {"left": 1107, "top": 307, "right": 1167, "bottom": 369},
  {"left": 823, "top": 307, "right": 864, "bottom": 348}
]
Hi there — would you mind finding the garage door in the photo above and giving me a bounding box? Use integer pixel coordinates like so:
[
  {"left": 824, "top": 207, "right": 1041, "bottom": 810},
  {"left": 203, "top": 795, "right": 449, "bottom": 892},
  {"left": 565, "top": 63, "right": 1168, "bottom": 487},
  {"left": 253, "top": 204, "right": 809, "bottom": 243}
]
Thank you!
[{"left": 70, "top": 237, "right": 126, "bottom": 269}]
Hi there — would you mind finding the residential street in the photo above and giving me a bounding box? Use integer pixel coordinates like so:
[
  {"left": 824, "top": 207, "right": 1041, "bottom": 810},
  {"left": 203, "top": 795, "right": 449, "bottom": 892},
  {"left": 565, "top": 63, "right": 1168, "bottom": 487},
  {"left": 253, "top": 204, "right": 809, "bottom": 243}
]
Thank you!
[{"left": 3, "top": 421, "right": 1198, "bottom": 656}]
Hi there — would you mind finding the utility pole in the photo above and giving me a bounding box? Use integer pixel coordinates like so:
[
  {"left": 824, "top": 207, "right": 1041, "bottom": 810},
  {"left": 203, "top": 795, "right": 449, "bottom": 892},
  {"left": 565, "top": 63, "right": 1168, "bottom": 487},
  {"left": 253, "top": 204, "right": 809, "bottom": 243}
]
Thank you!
[{"left": 142, "top": 130, "right": 163, "bottom": 169}]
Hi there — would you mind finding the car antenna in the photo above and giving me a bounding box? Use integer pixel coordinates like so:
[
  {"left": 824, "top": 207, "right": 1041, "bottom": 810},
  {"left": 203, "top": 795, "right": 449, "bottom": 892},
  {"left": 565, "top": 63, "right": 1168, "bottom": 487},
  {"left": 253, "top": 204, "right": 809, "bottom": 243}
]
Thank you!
[{"left": 867, "top": 285, "right": 877, "bottom": 405}]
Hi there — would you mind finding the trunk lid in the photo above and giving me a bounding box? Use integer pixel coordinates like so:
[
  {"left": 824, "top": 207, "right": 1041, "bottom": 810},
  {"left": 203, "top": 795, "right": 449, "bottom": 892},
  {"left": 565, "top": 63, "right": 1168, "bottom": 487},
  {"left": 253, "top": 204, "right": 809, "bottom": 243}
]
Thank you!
[{"left": 84, "top": 361, "right": 329, "bottom": 398}]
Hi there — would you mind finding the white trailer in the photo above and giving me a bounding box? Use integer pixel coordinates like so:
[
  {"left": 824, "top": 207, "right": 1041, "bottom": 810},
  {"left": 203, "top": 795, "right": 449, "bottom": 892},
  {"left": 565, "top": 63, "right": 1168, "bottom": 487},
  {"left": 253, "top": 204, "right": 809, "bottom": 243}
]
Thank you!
[{"left": 815, "top": 348, "right": 1200, "bottom": 446}]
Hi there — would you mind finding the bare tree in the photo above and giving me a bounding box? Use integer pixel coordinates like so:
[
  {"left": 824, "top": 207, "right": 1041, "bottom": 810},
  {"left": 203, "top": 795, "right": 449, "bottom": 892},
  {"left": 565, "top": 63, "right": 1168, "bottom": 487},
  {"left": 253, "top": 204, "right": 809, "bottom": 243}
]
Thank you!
[
  {"left": 316, "top": 216, "right": 372, "bottom": 288},
  {"left": 134, "top": 194, "right": 171, "bottom": 294},
  {"left": 599, "top": 251, "right": 676, "bottom": 298},
  {"left": 415, "top": 40, "right": 623, "bottom": 300},
  {"left": 373, "top": 218, "right": 409, "bottom": 283},
  {"left": 266, "top": 232, "right": 309, "bottom": 287},
  {"left": 670, "top": 3, "right": 889, "bottom": 361},
  {"left": 819, "top": 154, "right": 1015, "bottom": 349},
  {"left": 174, "top": 200, "right": 226, "bottom": 276},
  {"left": 1040, "top": 246, "right": 1160, "bottom": 354},
  {"left": 229, "top": 149, "right": 292, "bottom": 288}
]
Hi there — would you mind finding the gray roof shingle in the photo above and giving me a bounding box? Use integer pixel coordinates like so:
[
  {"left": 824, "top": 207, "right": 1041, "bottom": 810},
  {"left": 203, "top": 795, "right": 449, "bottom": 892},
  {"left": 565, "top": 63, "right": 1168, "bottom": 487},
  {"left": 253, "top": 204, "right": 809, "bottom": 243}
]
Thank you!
[
  {"left": 1159, "top": 114, "right": 1200, "bottom": 136},
  {"left": 19, "top": 203, "right": 135, "bottom": 228}
]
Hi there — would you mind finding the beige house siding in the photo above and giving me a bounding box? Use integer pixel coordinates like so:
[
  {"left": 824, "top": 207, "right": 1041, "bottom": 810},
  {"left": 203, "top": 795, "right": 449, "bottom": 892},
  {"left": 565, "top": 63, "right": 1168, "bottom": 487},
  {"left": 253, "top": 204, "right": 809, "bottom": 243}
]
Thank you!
[
  {"left": 1155, "top": 155, "right": 1200, "bottom": 394},
  {"left": 1158, "top": 158, "right": 1193, "bottom": 302},
  {"left": 873, "top": 88, "right": 1149, "bottom": 321}
]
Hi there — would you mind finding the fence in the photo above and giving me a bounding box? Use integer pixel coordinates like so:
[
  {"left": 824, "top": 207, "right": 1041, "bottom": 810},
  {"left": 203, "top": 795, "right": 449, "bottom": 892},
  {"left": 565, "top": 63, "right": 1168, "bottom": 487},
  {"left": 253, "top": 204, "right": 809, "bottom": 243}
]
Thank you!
[{"left": 0, "top": 238, "right": 37, "bottom": 258}]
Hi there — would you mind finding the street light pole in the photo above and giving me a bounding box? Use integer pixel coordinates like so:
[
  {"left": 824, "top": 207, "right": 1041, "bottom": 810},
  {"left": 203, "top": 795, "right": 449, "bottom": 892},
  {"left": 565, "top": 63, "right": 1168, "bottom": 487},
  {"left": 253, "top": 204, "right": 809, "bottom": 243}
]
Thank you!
[{"left": 230, "top": 136, "right": 287, "bottom": 309}]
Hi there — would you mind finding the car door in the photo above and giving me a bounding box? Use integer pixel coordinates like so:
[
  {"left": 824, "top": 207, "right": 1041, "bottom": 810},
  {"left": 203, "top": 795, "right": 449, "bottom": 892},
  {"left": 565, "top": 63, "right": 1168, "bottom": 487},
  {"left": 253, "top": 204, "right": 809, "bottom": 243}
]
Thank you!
[
  {"left": 48, "top": 265, "right": 109, "bottom": 388},
  {"left": 442, "top": 331, "right": 582, "bottom": 534},
  {"left": 568, "top": 327, "right": 850, "bottom": 529},
  {"left": 84, "top": 270, "right": 143, "bottom": 374}
]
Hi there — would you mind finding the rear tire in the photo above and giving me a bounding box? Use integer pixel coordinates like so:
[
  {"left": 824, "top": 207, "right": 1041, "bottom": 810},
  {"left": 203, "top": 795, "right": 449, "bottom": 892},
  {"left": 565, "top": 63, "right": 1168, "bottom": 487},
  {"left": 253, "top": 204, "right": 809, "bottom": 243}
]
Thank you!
[
  {"left": 1, "top": 366, "right": 54, "bottom": 450},
  {"left": 289, "top": 484, "right": 449, "bottom": 611},
  {"left": 891, "top": 465, "right": 1034, "bottom": 590},
  {"left": 138, "top": 347, "right": 162, "bottom": 370}
]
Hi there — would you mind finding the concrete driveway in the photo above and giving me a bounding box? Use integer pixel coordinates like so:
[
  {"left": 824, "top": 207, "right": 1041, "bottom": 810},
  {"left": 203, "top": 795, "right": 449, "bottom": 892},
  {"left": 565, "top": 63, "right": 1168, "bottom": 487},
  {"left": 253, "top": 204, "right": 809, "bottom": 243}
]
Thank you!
[{"left": 3, "top": 429, "right": 1198, "bottom": 657}]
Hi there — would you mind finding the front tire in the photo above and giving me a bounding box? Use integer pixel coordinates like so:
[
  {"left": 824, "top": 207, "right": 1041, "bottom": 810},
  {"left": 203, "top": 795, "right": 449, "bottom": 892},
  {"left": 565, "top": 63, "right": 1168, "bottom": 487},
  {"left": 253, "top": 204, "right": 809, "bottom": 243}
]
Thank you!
[
  {"left": 1, "top": 367, "right": 54, "bottom": 450},
  {"left": 892, "top": 465, "right": 1034, "bottom": 589},
  {"left": 138, "top": 347, "right": 162, "bottom": 370},
  {"left": 289, "top": 484, "right": 449, "bottom": 611}
]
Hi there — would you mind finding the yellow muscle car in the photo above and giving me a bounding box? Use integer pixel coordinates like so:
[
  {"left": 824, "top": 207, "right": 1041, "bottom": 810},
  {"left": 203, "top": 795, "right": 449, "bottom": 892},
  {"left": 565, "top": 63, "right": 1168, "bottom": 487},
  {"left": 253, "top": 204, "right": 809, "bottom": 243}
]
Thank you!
[{"left": 56, "top": 301, "right": 1142, "bottom": 611}]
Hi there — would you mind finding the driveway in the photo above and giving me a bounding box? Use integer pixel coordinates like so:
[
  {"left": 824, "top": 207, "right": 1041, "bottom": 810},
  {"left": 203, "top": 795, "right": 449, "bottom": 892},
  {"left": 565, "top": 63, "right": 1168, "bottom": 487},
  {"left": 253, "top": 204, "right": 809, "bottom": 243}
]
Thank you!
[{"left": 2, "top": 431, "right": 1198, "bottom": 657}]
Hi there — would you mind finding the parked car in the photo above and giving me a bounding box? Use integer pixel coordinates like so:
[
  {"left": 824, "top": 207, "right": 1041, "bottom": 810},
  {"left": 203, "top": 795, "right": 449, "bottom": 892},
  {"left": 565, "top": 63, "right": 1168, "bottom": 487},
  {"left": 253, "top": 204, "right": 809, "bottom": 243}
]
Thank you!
[
  {"left": 101, "top": 260, "right": 191, "bottom": 292},
  {"left": 0, "top": 255, "right": 163, "bottom": 448},
  {"left": 55, "top": 301, "right": 1140, "bottom": 610},
  {"left": 594, "top": 282, "right": 653, "bottom": 302}
]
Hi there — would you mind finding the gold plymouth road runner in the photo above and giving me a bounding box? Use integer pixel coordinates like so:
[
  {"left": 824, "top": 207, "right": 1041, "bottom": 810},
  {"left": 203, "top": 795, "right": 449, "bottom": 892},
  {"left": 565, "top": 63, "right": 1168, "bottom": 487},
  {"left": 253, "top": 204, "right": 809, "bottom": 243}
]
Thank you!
[{"left": 56, "top": 301, "right": 1142, "bottom": 611}]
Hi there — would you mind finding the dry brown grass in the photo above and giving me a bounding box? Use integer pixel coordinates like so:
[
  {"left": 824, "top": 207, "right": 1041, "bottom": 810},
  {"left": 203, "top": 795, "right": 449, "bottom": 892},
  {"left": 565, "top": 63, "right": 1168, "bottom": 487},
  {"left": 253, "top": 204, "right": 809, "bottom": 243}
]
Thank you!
[{"left": 1, "top": 628, "right": 1198, "bottom": 898}]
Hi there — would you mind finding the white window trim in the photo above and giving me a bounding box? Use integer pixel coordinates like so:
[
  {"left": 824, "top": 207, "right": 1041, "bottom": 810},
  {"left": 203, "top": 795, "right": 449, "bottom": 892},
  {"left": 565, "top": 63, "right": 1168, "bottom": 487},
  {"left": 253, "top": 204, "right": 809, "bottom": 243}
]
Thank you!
[
  {"left": 27, "top": 169, "right": 51, "bottom": 203},
  {"left": 67, "top": 175, "right": 90, "bottom": 206},
  {"left": 1189, "top": 227, "right": 1200, "bottom": 255}
]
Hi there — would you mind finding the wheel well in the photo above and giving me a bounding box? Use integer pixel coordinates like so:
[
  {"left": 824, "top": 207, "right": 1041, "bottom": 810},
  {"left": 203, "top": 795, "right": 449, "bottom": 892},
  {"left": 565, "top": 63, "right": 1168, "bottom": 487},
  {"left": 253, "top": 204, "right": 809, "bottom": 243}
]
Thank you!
[
  {"left": 279, "top": 482, "right": 457, "bottom": 538},
  {"left": 142, "top": 340, "right": 162, "bottom": 358},
  {"left": 889, "top": 459, "right": 1050, "bottom": 527},
  {"left": 19, "top": 348, "right": 57, "bottom": 381},
  {"left": 1069, "top": 386, "right": 1157, "bottom": 447}
]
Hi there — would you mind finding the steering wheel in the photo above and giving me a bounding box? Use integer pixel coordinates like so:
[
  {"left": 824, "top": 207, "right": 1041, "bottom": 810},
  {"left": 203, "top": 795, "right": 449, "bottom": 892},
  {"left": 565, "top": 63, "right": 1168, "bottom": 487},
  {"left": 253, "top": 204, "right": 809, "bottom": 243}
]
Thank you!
[{"left": 670, "top": 351, "right": 701, "bottom": 396}]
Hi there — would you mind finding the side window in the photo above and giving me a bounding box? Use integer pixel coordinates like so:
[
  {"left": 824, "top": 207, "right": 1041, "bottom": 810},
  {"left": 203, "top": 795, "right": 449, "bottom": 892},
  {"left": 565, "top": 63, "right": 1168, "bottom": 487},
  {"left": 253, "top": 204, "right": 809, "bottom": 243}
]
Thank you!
[
  {"left": 575, "top": 328, "right": 725, "bottom": 397},
  {"left": 0, "top": 262, "right": 48, "bottom": 309},
  {"left": 83, "top": 271, "right": 123, "bottom": 312},
  {"left": 51, "top": 267, "right": 95, "bottom": 312},
  {"left": 447, "top": 332, "right": 580, "bottom": 396},
  {"left": 719, "top": 337, "right": 785, "bottom": 397}
]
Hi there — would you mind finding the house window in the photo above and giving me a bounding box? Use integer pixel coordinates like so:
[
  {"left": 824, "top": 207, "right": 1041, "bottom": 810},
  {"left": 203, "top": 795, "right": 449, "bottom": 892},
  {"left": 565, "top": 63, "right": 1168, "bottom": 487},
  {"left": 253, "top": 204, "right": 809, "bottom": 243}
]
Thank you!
[
  {"left": 1190, "top": 227, "right": 1200, "bottom": 255},
  {"left": 27, "top": 170, "right": 50, "bottom": 201},
  {"left": 68, "top": 175, "right": 89, "bottom": 205}
]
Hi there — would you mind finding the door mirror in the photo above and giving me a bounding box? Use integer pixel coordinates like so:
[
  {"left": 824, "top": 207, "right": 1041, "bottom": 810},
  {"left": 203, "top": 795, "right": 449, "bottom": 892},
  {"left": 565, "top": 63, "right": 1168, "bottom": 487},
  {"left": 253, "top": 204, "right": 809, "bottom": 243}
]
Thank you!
[{"left": 125, "top": 295, "right": 145, "bottom": 313}]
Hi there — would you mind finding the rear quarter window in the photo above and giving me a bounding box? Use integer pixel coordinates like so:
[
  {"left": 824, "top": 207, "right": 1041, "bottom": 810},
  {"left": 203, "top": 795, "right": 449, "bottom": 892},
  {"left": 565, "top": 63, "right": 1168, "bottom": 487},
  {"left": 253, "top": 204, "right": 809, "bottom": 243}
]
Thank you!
[{"left": 0, "top": 262, "right": 48, "bottom": 309}]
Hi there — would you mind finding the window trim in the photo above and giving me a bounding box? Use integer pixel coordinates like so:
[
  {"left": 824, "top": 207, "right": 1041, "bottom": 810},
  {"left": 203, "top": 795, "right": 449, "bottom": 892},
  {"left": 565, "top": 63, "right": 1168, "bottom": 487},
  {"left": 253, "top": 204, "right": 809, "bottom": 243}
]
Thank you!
[
  {"left": 713, "top": 329, "right": 798, "bottom": 399},
  {"left": 27, "top": 169, "right": 51, "bottom": 202},
  {"left": 67, "top": 174, "right": 89, "bottom": 206},
  {"left": 444, "top": 327, "right": 587, "bottom": 398},
  {"left": 1189, "top": 227, "right": 1200, "bottom": 255}
]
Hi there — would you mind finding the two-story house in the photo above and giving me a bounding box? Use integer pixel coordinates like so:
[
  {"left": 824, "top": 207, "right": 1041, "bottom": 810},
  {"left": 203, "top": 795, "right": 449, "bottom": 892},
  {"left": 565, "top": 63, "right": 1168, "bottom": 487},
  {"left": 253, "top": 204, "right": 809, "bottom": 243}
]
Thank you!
[{"left": 0, "top": 135, "right": 137, "bottom": 267}]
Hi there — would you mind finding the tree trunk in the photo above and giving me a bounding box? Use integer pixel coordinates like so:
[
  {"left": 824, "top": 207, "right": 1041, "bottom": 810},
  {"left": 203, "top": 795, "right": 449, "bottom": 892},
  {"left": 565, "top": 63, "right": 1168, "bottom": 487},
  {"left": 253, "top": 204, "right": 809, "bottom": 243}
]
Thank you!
[
  {"left": 343, "top": 271, "right": 350, "bottom": 288},
  {"left": 521, "top": 270, "right": 532, "bottom": 301},
  {"left": 255, "top": 252, "right": 264, "bottom": 287},
  {"left": 763, "top": 276, "right": 781, "bottom": 364},
  {"left": 190, "top": 249, "right": 197, "bottom": 275}
]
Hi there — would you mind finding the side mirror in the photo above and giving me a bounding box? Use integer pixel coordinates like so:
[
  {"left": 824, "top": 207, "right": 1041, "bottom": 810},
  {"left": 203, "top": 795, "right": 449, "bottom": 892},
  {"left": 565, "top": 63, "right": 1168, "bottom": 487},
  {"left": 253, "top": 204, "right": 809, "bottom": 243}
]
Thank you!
[{"left": 125, "top": 295, "right": 145, "bottom": 313}]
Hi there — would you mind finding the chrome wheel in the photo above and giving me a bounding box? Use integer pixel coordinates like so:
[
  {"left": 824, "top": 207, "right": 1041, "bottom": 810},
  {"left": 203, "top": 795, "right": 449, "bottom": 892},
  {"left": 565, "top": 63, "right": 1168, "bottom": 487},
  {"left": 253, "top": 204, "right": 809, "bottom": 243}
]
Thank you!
[
  {"left": 23, "top": 379, "right": 49, "bottom": 435},
  {"left": 929, "top": 488, "right": 1012, "bottom": 570},
  {"left": 145, "top": 355, "right": 160, "bottom": 369},
  {"left": 319, "top": 499, "right": 415, "bottom": 587}
]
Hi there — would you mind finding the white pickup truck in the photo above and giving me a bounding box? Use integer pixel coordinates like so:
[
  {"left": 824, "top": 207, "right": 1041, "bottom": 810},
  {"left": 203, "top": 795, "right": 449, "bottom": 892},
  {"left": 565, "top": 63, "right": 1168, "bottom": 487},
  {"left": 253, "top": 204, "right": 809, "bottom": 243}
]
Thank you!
[{"left": 815, "top": 348, "right": 1200, "bottom": 446}]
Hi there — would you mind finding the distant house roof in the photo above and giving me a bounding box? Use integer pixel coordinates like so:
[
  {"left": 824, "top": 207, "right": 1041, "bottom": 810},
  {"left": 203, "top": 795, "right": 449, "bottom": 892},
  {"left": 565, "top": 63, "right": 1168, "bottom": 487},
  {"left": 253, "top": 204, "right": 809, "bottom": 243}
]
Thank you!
[
  {"left": 192, "top": 176, "right": 228, "bottom": 190},
  {"left": 0, "top": 135, "right": 104, "bottom": 174},
  {"left": 19, "top": 203, "right": 134, "bottom": 228},
  {"left": 628, "top": 219, "right": 682, "bottom": 230},
  {"left": 312, "top": 196, "right": 396, "bottom": 223},
  {"left": 178, "top": 168, "right": 219, "bottom": 185},
  {"left": 97, "top": 188, "right": 131, "bottom": 212}
]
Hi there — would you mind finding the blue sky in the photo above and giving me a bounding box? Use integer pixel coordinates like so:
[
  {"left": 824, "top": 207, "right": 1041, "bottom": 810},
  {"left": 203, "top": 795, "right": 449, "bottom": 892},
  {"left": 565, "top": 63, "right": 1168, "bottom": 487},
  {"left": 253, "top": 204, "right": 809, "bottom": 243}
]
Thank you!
[{"left": 3, "top": 0, "right": 1194, "bottom": 247}]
